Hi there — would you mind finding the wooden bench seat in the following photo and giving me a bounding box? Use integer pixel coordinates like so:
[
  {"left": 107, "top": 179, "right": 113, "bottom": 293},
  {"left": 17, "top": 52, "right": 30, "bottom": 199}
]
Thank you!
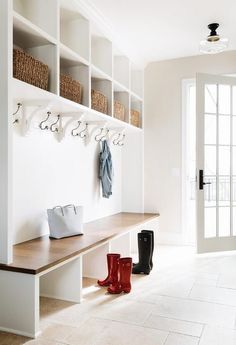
[
  {"left": 0, "top": 212, "right": 159, "bottom": 338},
  {"left": 0, "top": 212, "right": 158, "bottom": 275}
]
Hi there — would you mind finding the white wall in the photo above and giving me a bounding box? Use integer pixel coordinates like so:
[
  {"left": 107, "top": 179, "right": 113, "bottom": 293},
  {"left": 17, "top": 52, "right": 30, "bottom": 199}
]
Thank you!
[
  {"left": 12, "top": 124, "right": 122, "bottom": 244},
  {"left": 144, "top": 51, "right": 236, "bottom": 244}
]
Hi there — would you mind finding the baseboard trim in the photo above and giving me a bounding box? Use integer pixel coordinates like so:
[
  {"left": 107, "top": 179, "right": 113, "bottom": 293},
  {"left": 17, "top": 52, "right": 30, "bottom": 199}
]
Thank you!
[
  {"left": 0, "top": 326, "right": 41, "bottom": 339},
  {"left": 156, "top": 231, "right": 184, "bottom": 245}
]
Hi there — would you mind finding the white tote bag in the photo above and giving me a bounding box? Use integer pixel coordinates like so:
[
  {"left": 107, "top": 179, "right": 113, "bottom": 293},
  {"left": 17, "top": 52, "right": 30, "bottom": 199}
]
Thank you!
[{"left": 47, "top": 204, "right": 83, "bottom": 239}]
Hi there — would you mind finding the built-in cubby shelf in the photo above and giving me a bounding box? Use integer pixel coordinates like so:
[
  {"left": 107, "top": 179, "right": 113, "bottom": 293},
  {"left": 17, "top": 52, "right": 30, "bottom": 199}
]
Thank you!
[
  {"left": 60, "top": 7, "right": 90, "bottom": 62},
  {"left": 13, "top": 0, "right": 58, "bottom": 39},
  {"left": 91, "top": 36, "right": 113, "bottom": 78},
  {"left": 113, "top": 89, "right": 130, "bottom": 124},
  {"left": 12, "top": 0, "right": 144, "bottom": 130},
  {"left": 114, "top": 55, "right": 130, "bottom": 89},
  {"left": 131, "top": 68, "right": 143, "bottom": 99}
]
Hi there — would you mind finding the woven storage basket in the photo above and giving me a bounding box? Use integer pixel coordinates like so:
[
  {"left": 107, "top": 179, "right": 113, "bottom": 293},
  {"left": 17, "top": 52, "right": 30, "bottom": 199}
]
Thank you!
[
  {"left": 13, "top": 48, "right": 49, "bottom": 90},
  {"left": 114, "top": 100, "right": 125, "bottom": 121},
  {"left": 60, "top": 74, "right": 83, "bottom": 104},
  {"left": 131, "top": 109, "right": 140, "bottom": 127},
  {"left": 91, "top": 89, "right": 108, "bottom": 114}
]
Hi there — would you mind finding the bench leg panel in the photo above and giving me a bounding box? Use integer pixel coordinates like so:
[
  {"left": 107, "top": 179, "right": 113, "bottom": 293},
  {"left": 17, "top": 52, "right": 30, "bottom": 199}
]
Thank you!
[
  {"left": 0, "top": 270, "right": 39, "bottom": 338},
  {"left": 40, "top": 256, "right": 82, "bottom": 303},
  {"left": 83, "top": 242, "right": 110, "bottom": 279}
]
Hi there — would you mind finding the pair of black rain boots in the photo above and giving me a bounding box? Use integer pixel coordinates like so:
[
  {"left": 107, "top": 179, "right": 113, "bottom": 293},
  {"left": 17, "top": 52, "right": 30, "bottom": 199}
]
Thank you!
[{"left": 132, "top": 230, "right": 154, "bottom": 275}]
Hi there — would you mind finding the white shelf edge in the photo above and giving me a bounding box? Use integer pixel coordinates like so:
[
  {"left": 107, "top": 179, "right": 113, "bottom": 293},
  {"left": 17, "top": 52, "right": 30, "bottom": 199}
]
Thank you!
[
  {"left": 91, "top": 64, "right": 112, "bottom": 81},
  {"left": 60, "top": 43, "right": 90, "bottom": 66},
  {"left": 113, "top": 80, "right": 130, "bottom": 94},
  {"left": 13, "top": 11, "right": 58, "bottom": 46},
  {"left": 130, "top": 91, "right": 143, "bottom": 102},
  {"left": 13, "top": 78, "right": 142, "bottom": 133}
]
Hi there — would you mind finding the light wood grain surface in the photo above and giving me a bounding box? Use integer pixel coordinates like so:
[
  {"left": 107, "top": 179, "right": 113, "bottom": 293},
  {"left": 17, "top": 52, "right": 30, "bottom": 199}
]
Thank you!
[{"left": 0, "top": 212, "right": 159, "bottom": 275}]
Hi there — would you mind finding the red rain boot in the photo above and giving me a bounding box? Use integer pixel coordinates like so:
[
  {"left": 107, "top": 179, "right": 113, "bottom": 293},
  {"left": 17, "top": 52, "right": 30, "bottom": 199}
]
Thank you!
[
  {"left": 97, "top": 253, "right": 120, "bottom": 287},
  {"left": 107, "top": 257, "right": 132, "bottom": 294}
]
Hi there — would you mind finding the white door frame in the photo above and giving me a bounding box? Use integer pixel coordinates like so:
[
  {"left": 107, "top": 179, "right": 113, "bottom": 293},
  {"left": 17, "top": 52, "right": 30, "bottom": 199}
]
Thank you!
[
  {"left": 196, "top": 73, "right": 236, "bottom": 253},
  {"left": 182, "top": 78, "right": 196, "bottom": 245}
]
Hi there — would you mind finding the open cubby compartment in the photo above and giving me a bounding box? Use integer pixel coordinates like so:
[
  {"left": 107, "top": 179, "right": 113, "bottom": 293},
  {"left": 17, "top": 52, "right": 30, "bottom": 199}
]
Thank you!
[
  {"left": 60, "top": 49, "right": 90, "bottom": 107},
  {"left": 13, "top": 0, "right": 59, "bottom": 39},
  {"left": 114, "top": 55, "right": 130, "bottom": 89},
  {"left": 131, "top": 68, "right": 143, "bottom": 98},
  {"left": 60, "top": 6, "right": 90, "bottom": 62},
  {"left": 113, "top": 83, "right": 130, "bottom": 123},
  {"left": 130, "top": 95, "right": 143, "bottom": 128},
  {"left": 91, "top": 36, "right": 112, "bottom": 77},
  {"left": 91, "top": 77, "right": 113, "bottom": 116},
  {"left": 13, "top": 21, "right": 59, "bottom": 94}
]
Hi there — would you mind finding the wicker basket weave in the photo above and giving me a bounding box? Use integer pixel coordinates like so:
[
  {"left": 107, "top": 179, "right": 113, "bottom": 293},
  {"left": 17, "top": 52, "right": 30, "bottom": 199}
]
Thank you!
[
  {"left": 13, "top": 48, "right": 49, "bottom": 90},
  {"left": 91, "top": 89, "right": 108, "bottom": 114},
  {"left": 60, "top": 74, "right": 83, "bottom": 104},
  {"left": 130, "top": 109, "right": 140, "bottom": 127},
  {"left": 114, "top": 100, "right": 125, "bottom": 121}
]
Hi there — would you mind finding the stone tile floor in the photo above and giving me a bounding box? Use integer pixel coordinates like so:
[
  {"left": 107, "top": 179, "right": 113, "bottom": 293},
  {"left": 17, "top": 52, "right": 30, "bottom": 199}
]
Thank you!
[{"left": 1, "top": 245, "right": 236, "bottom": 344}]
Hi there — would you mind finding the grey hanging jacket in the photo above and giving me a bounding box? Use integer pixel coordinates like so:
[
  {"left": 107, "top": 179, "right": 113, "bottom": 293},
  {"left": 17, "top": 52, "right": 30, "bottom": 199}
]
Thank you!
[{"left": 99, "top": 140, "right": 113, "bottom": 198}]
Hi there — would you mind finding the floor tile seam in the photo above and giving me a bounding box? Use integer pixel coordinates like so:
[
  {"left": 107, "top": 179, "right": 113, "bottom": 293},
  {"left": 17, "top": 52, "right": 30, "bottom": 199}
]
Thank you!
[
  {"left": 91, "top": 315, "right": 169, "bottom": 334},
  {"left": 144, "top": 314, "right": 205, "bottom": 327},
  {"left": 145, "top": 292, "right": 236, "bottom": 309}
]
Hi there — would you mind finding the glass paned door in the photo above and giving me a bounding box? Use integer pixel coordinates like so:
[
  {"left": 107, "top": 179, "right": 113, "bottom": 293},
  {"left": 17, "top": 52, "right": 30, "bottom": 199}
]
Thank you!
[{"left": 196, "top": 73, "right": 236, "bottom": 253}]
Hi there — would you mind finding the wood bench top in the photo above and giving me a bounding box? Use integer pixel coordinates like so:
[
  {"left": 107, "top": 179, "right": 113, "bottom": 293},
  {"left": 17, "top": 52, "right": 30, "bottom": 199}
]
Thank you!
[{"left": 0, "top": 212, "right": 159, "bottom": 275}]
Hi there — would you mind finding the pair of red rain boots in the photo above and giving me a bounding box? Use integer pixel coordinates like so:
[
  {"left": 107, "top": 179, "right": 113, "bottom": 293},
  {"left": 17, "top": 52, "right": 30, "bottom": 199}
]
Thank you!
[{"left": 97, "top": 254, "right": 132, "bottom": 294}]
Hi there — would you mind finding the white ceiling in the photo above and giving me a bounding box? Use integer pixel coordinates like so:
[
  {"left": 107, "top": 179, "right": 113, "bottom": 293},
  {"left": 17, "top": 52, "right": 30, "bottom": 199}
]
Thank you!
[{"left": 88, "top": 0, "right": 236, "bottom": 67}]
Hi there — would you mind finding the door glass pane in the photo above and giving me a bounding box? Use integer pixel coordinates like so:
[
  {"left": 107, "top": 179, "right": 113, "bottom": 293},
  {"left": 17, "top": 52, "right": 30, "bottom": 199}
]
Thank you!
[
  {"left": 205, "top": 85, "right": 217, "bottom": 113},
  {"left": 219, "top": 85, "right": 230, "bottom": 115},
  {"left": 204, "top": 207, "right": 216, "bottom": 238},
  {"left": 233, "top": 147, "right": 236, "bottom": 175},
  {"left": 205, "top": 115, "right": 216, "bottom": 145},
  {"left": 205, "top": 146, "right": 216, "bottom": 175},
  {"left": 219, "top": 115, "right": 230, "bottom": 145},
  {"left": 233, "top": 177, "right": 236, "bottom": 206},
  {"left": 219, "top": 176, "right": 230, "bottom": 206},
  {"left": 232, "top": 118, "right": 236, "bottom": 145},
  {"left": 219, "top": 207, "right": 230, "bottom": 237},
  {"left": 233, "top": 86, "right": 236, "bottom": 115},
  {"left": 219, "top": 146, "right": 230, "bottom": 175},
  {"left": 204, "top": 176, "right": 216, "bottom": 207},
  {"left": 233, "top": 207, "right": 236, "bottom": 235}
]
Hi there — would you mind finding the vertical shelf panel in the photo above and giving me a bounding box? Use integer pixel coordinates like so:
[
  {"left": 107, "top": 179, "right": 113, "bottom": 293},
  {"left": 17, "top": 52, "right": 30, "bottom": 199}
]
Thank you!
[
  {"left": 60, "top": 7, "right": 90, "bottom": 62},
  {"left": 13, "top": 0, "right": 59, "bottom": 39},
  {"left": 0, "top": 0, "right": 13, "bottom": 264}
]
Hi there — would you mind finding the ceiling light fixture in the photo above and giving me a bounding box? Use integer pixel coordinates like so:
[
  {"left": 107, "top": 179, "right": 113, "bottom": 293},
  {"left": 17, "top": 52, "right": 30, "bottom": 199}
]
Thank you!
[{"left": 200, "top": 23, "right": 229, "bottom": 54}]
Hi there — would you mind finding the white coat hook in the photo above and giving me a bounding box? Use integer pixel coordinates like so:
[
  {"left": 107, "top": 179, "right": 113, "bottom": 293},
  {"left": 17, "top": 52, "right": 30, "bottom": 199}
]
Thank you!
[
  {"left": 39, "top": 111, "right": 51, "bottom": 130},
  {"left": 78, "top": 122, "right": 88, "bottom": 139},
  {"left": 71, "top": 121, "right": 82, "bottom": 136},
  {"left": 118, "top": 134, "right": 125, "bottom": 146},
  {"left": 113, "top": 133, "right": 121, "bottom": 145}
]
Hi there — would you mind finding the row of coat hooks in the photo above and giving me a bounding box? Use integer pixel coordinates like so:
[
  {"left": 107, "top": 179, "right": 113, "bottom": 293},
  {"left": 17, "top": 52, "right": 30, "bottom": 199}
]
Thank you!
[{"left": 12, "top": 102, "right": 126, "bottom": 146}]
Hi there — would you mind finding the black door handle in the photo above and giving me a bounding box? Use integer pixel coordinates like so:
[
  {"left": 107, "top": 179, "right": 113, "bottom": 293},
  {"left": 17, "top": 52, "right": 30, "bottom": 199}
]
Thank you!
[{"left": 199, "top": 170, "right": 211, "bottom": 190}]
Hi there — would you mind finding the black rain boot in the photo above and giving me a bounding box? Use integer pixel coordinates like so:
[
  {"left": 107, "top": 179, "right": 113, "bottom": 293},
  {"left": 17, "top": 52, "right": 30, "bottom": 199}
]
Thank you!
[
  {"left": 132, "top": 232, "right": 152, "bottom": 275},
  {"left": 133, "top": 230, "right": 154, "bottom": 270}
]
